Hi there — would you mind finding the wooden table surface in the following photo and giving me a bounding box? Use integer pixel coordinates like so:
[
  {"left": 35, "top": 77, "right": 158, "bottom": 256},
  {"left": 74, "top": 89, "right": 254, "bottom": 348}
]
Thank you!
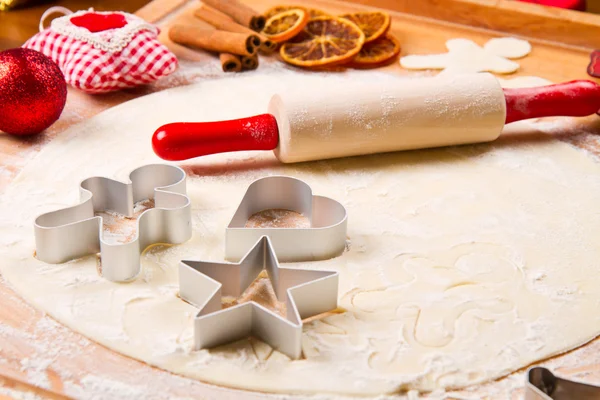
[{"left": 2, "top": 0, "right": 600, "bottom": 398}]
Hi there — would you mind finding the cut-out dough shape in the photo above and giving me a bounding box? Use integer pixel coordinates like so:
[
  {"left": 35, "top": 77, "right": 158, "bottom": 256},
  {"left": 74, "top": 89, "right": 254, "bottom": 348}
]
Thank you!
[
  {"left": 400, "top": 37, "right": 532, "bottom": 74},
  {"left": 483, "top": 37, "right": 532, "bottom": 59}
]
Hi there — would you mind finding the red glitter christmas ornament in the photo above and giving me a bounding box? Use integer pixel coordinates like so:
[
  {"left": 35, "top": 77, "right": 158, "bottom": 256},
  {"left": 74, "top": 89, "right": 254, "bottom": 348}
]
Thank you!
[{"left": 0, "top": 48, "right": 67, "bottom": 136}]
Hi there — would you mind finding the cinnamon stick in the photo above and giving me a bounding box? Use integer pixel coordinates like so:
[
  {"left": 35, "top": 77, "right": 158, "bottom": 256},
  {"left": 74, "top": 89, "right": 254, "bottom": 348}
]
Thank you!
[
  {"left": 241, "top": 55, "right": 258, "bottom": 70},
  {"left": 169, "top": 24, "right": 259, "bottom": 56},
  {"left": 258, "top": 38, "right": 278, "bottom": 54},
  {"left": 220, "top": 53, "right": 243, "bottom": 72},
  {"left": 201, "top": 0, "right": 265, "bottom": 32},
  {"left": 194, "top": 5, "right": 276, "bottom": 53}
]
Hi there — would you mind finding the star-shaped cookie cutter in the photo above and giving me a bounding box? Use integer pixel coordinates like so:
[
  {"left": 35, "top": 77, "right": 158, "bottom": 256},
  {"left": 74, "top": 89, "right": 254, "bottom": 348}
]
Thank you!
[
  {"left": 525, "top": 367, "right": 600, "bottom": 399},
  {"left": 179, "top": 235, "right": 339, "bottom": 359},
  {"left": 226, "top": 176, "right": 348, "bottom": 263},
  {"left": 34, "top": 164, "right": 192, "bottom": 282}
]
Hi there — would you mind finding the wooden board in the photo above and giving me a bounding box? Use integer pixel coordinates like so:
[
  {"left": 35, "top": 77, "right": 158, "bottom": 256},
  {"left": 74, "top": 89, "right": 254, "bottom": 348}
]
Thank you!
[
  {"left": 350, "top": 0, "right": 600, "bottom": 49},
  {"left": 1, "top": 1, "right": 600, "bottom": 398}
]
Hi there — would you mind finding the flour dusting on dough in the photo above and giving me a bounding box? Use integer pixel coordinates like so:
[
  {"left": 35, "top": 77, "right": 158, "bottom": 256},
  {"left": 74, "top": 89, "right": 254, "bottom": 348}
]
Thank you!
[
  {"left": 223, "top": 270, "right": 287, "bottom": 317},
  {"left": 245, "top": 209, "right": 310, "bottom": 229},
  {"left": 97, "top": 199, "right": 154, "bottom": 244}
]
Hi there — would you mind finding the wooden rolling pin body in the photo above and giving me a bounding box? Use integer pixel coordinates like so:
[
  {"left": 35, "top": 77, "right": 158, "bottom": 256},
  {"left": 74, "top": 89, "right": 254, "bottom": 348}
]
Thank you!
[
  {"left": 269, "top": 73, "right": 505, "bottom": 163},
  {"left": 152, "top": 74, "right": 600, "bottom": 162}
]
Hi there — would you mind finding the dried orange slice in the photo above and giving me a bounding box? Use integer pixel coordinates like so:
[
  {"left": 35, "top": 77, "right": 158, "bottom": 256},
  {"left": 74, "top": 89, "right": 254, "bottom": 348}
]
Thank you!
[
  {"left": 264, "top": 5, "right": 300, "bottom": 19},
  {"left": 340, "top": 11, "right": 390, "bottom": 43},
  {"left": 264, "top": 5, "right": 329, "bottom": 20},
  {"left": 280, "top": 16, "right": 365, "bottom": 67},
  {"left": 349, "top": 34, "right": 401, "bottom": 68},
  {"left": 262, "top": 8, "right": 309, "bottom": 43}
]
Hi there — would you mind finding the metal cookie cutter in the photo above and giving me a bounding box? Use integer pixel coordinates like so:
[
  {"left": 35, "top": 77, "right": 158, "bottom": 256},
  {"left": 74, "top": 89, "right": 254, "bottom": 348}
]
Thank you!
[
  {"left": 179, "top": 235, "right": 339, "bottom": 359},
  {"left": 34, "top": 164, "right": 192, "bottom": 282},
  {"left": 526, "top": 367, "right": 600, "bottom": 400},
  {"left": 226, "top": 176, "right": 348, "bottom": 262}
]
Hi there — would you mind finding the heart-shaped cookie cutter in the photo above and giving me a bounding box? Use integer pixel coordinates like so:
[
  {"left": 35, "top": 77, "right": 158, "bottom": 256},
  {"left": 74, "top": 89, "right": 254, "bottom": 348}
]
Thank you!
[
  {"left": 225, "top": 176, "right": 348, "bottom": 262},
  {"left": 525, "top": 367, "right": 600, "bottom": 399},
  {"left": 34, "top": 164, "right": 192, "bottom": 282},
  {"left": 180, "top": 235, "right": 339, "bottom": 359}
]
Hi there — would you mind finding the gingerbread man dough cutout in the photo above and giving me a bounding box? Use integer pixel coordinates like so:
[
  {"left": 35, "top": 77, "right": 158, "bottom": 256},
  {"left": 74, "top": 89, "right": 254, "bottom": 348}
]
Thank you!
[{"left": 400, "top": 37, "right": 532, "bottom": 75}]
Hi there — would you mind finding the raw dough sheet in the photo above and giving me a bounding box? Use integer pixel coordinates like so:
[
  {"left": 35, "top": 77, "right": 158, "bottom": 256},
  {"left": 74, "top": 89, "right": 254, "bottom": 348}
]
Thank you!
[{"left": 1, "top": 71, "right": 600, "bottom": 397}]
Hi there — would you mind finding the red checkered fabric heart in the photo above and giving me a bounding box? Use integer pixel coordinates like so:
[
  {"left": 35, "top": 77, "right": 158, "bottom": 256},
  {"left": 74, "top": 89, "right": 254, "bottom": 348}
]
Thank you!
[{"left": 24, "top": 10, "right": 178, "bottom": 93}]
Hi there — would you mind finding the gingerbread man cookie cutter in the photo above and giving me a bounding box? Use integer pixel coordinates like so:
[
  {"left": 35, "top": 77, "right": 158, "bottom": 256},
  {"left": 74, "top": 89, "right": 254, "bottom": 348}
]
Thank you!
[
  {"left": 525, "top": 367, "right": 600, "bottom": 399},
  {"left": 34, "top": 164, "right": 192, "bottom": 282},
  {"left": 180, "top": 235, "right": 339, "bottom": 359},
  {"left": 225, "top": 176, "right": 348, "bottom": 263}
]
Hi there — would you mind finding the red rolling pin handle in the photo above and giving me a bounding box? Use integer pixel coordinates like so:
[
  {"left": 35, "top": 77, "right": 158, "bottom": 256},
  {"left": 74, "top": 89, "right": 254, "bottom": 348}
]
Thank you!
[
  {"left": 152, "top": 80, "right": 600, "bottom": 161},
  {"left": 152, "top": 113, "right": 279, "bottom": 161},
  {"left": 504, "top": 80, "right": 600, "bottom": 124}
]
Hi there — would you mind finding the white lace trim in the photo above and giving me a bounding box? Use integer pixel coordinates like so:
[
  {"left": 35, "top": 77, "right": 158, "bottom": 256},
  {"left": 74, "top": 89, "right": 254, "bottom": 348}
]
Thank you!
[{"left": 50, "top": 10, "right": 159, "bottom": 54}]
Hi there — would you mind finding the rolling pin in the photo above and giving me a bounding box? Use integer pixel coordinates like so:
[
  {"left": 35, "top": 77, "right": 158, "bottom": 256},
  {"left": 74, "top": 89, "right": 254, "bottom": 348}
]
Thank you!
[{"left": 152, "top": 74, "right": 600, "bottom": 163}]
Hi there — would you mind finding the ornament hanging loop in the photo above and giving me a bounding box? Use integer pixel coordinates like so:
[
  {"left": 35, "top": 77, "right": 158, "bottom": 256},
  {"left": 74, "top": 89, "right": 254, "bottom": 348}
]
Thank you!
[{"left": 39, "top": 6, "right": 74, "bottom": 31}]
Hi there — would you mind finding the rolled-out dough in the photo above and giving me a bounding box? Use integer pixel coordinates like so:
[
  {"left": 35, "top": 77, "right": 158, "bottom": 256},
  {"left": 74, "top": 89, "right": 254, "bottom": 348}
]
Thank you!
[{"left": 1, "top": 72, "right": 600, "bottom": 397}]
